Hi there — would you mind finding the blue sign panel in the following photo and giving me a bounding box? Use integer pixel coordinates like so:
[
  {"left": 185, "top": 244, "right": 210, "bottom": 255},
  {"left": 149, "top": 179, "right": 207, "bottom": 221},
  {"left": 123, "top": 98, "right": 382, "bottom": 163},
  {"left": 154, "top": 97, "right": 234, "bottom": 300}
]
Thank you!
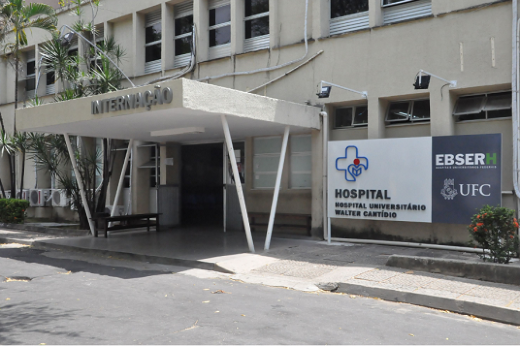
[{"left": 431, "top": 134, "right": 502, "bottom": 224}]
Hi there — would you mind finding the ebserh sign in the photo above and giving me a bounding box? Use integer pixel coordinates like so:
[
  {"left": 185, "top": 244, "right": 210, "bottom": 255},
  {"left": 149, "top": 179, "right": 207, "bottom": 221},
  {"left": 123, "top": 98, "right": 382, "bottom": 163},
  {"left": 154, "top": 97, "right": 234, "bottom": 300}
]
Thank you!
[
  {"left": 328, "top": 134, "right": 501, "bottom": 224},
  {"left": 432, "top": 134, "right": 501, "bottom": 223}
]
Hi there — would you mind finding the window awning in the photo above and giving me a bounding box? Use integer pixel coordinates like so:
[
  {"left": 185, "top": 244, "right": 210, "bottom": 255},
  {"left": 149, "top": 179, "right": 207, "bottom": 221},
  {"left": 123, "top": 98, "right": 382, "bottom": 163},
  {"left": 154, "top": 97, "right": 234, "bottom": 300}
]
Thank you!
[{"left": 16, "top": 78, "right": 321, "bottom": 143}]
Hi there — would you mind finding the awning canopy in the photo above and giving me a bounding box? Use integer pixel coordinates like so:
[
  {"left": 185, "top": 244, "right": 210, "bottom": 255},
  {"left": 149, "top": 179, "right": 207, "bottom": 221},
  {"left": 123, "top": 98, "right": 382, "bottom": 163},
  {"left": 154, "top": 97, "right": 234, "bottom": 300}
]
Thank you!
[{"left": 17, "top": 78, "right": 321, "bottom": 143}]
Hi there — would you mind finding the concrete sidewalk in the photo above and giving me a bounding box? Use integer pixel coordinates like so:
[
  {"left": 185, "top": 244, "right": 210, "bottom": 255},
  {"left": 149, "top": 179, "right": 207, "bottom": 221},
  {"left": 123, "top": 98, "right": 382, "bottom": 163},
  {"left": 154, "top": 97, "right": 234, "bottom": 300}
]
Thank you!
[{"left": 1, "top": 227, "right": 520, "bottom": 325}]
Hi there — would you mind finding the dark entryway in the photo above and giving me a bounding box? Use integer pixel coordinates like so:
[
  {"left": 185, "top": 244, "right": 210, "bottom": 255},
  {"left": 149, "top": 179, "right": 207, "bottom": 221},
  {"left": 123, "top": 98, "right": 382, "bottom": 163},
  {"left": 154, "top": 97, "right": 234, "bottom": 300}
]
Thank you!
[{"left": 181, "top": 143, "right": 224, "bottom": 226}]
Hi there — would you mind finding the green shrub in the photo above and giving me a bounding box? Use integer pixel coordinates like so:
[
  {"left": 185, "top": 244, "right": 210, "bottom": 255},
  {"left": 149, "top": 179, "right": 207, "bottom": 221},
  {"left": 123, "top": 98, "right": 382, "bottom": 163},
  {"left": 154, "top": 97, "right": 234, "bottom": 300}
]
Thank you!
[
  {"left": 0, "top": 199, "right": 30, "bottom": 224},
  {"left": 468, "top": 205, "right": 520, "bottom": 264}
]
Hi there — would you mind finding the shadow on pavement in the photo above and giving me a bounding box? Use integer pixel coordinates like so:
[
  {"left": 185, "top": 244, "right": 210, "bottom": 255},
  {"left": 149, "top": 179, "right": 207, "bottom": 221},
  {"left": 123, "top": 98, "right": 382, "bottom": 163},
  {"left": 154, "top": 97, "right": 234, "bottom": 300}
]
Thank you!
[{"left": 0, "top": 247, "right": 171, "bottom": 280}]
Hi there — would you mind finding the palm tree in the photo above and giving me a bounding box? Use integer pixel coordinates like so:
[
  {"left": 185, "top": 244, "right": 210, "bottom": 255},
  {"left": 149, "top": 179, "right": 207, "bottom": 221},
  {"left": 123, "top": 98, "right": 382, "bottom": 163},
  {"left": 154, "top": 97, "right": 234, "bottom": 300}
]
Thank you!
[
  {"left": 0, "top": 0, "right": 56, "bottom": 196},
  {"left": 1, "top": 0, "right": 57, "bottom": 117}
]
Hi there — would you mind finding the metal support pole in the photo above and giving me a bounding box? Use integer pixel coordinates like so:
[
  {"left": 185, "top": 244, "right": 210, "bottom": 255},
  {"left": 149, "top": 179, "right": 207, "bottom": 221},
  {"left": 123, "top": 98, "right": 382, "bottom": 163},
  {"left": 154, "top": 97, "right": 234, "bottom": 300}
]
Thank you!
[
  {"left": 155, "top": 143, "right": 159, "bottom": 214},
  {"left": 223, "top": 143, "right": 227, "bottom": 233},
  {"left": 64, "top": 133, "right": 95, "bottom": 236},
  {"left": 264, "top": 126, "right": 290, "bottom": 250},
  {"left": 111, "top": 139, "right": 133, "bottom": 217},
  {"left": 221, "top": 115, "right": 255, "bottom": 253}
]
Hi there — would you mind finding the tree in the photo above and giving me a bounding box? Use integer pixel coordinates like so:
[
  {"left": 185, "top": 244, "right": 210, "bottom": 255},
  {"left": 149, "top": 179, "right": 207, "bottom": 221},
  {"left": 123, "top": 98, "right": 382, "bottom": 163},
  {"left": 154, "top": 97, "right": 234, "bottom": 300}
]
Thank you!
[
  {"left": 29, "top": 133, "right": 101, "bottom": 229},
  {"left": 0, "top": 0, "right": 56, "bottom": 196}
]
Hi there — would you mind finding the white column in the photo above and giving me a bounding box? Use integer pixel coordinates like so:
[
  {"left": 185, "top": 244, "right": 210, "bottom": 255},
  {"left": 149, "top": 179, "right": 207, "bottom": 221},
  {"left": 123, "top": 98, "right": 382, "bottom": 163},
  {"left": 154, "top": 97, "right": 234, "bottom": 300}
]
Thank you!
[
  {"left": 221, "top": 114, "right": 255, "bottom": 253},
  {"left": 111, "top": 139, "right": 133, "bottom": 216},
  {"left": 264, "top": 125, "right": 290, "bottom": 250},
  {"left": 64, "top": 133, "right": 95, "bottom": 236},
  {"left": 223, "top": 143, "right": 227, "bottom": 232}
]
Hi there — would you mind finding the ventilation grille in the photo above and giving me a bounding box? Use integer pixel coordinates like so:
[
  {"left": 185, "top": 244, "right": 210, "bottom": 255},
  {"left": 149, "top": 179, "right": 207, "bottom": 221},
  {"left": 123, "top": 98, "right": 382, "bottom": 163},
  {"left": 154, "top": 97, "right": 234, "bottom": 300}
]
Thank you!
[
  {"left": 145, "top": 9, "right": 162, "bottom": 26},
  {"left": 145, "top": 60, "right": 162, "bottom": 74},
  {"left": 209, "top": 44, "right": 231, "bottom": 60},
  {"left": 26, "top": 90, "right": 35, "bottom": 99},
  {"left": 174, "top": 53, "right": 191, "bottom": 68},
  {"left": 330, "top": 12, "right": 369, "bottom": 36},
  {"left": 46, "top": 83, "right": 55, "bottom": 95},
  {"left": 174, "top": 1, "right": 193, "bottom": 18},
  {"left": 244, "top": 34, "right": 270, "bottom": 53},
  {"left": 383, "top": 0, "right": 432, "bottom": 25},
  {"left": 209, "top": 0, "right": 229, "bottom": 9}
]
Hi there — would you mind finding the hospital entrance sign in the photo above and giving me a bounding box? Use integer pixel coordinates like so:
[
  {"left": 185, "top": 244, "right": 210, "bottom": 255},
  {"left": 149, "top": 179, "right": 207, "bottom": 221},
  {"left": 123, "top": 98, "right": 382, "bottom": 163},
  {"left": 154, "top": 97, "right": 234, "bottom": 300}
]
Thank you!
[{"left": 328, "top": 134, "right": 502, "bottom": 224}]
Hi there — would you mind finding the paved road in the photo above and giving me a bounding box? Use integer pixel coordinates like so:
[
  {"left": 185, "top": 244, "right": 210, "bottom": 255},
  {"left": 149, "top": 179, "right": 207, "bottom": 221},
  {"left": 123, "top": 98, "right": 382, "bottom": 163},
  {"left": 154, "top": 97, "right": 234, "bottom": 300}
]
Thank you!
[{"left": 1, "top": 244, "right": 519, "bottom": 345}]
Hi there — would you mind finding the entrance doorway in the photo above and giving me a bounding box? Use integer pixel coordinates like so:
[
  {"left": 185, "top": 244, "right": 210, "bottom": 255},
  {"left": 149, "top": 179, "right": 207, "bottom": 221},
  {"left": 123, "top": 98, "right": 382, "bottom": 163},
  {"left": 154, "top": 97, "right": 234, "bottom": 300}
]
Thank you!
[{"left": 181, "top": 143, "right": 224, "bottom": 226}]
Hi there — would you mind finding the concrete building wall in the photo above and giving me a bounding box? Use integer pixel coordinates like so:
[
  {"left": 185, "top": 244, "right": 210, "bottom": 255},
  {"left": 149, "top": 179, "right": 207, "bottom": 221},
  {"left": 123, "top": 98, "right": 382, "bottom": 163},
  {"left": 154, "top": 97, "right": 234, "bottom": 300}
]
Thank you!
[{"left": 0, "top": 0, "right": 517, "bottom": 245}]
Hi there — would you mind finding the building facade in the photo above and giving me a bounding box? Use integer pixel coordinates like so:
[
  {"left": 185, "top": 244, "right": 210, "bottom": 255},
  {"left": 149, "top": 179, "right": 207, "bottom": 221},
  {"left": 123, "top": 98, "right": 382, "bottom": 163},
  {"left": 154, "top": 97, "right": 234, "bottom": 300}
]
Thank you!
[{"left": 0, "top": 0, "right": 517, "bottom": 247}]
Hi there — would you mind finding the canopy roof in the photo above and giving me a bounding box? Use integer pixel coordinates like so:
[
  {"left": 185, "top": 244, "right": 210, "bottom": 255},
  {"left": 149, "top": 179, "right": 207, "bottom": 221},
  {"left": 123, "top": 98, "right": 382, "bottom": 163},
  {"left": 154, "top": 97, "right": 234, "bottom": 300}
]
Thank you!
[{"left": 17, "top": 79, "right": 321, "bottom": 144}]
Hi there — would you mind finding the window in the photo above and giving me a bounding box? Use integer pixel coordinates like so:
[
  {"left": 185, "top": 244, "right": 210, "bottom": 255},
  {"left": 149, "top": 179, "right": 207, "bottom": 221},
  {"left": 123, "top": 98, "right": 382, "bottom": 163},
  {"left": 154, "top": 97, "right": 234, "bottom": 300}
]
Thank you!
[
  {"left": 382, "top": 0, "right": 419, "bottom": 7},
  {"left": 25, "top": 55, "right": 36, "bottom": 98},
  {"left": 386, "top": 99, "right": 430, "bottom": 124},
  {"left": 209, "top": 3, "right": 231, "bottom": 47},
  {"left": 335, "top": 105, "right": 368, "bottom": 128},
  {"left": 89, "top": 27, "right": 105, "bottom": 73},
  {"left": 245, "top": 0, "right": 269, "bottom": 39},
  {"left": 453, "top": 91, "right": 511, "bottom": 122},
  {"left": 290, "top": 135, "right": 312, "bottom": 189},
  {"left": 175, "top": 15, "right": 193, "bottom": 56},
  {"left": 331, "top": 0, "right": 368, "bottom": 18},
  {"left": 174, "top": 1, "right": 194, "bottom": 68},
  {"left": 253, "top": 136, "right": 282, "bottom": 189},
  {"left": 330, "top": 0, "right": 369, "bottom": 36},
  {"left": 145, "top": 23, "right": 162, "bottom": 62},
  {"left": 382, "top": 0, "right": 431, "bottom": 25},
  {"left": 149, "top": 145, "right": 160, "bottom": 188},
  {"left": 45, "top": 65, "right": 55, "bottom": 95},
  {"left": 145, "top": 9, "right": 162, "bottom": 74}
]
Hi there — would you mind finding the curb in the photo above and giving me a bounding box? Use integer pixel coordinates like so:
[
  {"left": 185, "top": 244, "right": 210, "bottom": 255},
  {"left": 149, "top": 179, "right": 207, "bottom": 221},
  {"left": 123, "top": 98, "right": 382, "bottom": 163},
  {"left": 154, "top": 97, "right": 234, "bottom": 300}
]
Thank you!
[
  {"left": 0, "top": 223, "right": 88, "bottom": 237},
  {"left": 0, "top": 236, "right": 35, "bottom": 246},
  {"left": 386, "top": 255, "right": 520, "bottom": 286},
  {"left": 336, "top": 282, "right": 520, "bottom": 326},
  {"left": 30, "top": 240, "right": 235, "bottom": 274}
]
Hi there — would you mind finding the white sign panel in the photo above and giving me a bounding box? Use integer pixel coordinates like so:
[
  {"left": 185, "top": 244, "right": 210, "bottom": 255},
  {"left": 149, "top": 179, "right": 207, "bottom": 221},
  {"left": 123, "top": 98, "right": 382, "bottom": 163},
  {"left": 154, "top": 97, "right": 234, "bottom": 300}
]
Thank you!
[{"left": 328, "top": 138, "right": 432, "bottom": 223}]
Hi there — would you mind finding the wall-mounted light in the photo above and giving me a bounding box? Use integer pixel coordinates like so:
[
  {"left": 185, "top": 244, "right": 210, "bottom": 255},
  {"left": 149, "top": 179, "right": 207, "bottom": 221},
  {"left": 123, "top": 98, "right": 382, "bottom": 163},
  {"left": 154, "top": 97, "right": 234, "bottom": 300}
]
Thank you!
[
  {"left": 414, "top": 70, "right": 457, "bottom": 90},
  {"left": 316, "top": 81, "right": 367, "bottom": 99}
]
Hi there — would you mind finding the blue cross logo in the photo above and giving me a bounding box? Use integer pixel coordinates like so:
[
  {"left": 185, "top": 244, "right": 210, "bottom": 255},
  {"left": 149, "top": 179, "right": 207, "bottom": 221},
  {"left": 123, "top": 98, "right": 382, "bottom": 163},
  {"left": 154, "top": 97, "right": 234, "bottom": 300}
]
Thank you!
[{"left": 336, "top": 146, "right": 369, "bottom": 182}]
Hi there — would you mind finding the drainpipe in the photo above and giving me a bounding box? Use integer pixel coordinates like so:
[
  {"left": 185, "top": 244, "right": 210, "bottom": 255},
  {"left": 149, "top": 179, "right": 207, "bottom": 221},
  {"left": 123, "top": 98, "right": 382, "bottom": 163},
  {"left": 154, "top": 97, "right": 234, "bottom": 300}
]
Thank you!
[
  {"left": 320, "top": 111, "right": 329, "bottom": 243},
  {"left": 513, "top": 0, "right": 520, "bottom": 243}
]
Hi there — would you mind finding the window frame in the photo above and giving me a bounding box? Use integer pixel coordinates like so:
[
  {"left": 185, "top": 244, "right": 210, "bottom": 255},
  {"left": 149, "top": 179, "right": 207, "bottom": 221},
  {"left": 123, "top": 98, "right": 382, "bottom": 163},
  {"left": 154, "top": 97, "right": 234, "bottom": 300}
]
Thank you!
[
  {"left": 25, "top": 56, "right": 36, "bottom": 94},
  {"left": 253, "top": 135, "right": 282, "bottom": 190},
  {"left": 244, "top": 0, "right": 269, "bottom": 40},
  {"left": 453, "top": 91, "right": 512, "bottom": 122},
  {"left": 330, "top": 0, "right": 369, "bottom": 19},
  {"left": 381, "top": 0, "right": 419, "bottom": 8},
  {"left": 385, "top": 99, "right": 431, "bottom": 124},
  {"left": 174, "top": 14, "right": 193, "bottom": 56},
  {"left": 289, "top": 134, "right": 312, "bottom": 190},
  {"left": 145, "top": 20, "right": 162, "bottom": 63},
  {"left": 89, "top": 35, "right": 105, "bottom": 73},
  {"left": 334, "top": 105, "right": 368, "bottom": 129},
  {"left": 209, "top": 3, "right": 231, "bottom": 48}
]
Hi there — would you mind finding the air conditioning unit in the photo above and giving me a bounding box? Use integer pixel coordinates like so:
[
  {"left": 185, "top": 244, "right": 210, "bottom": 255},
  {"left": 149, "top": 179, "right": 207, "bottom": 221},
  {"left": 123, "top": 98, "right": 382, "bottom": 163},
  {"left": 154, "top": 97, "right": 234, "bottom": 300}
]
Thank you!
[
  {"left": 51, "top": 190, "right": 70, "bottom": 207},
  {"left": 16, "top": 189, "right": 30, "bottom": 201},
  {"left": 3, "top": 191, "right": 11, "bottom": 199},
  {"left": 105, "top": 205, "right": 125, "bottom": 216},
  {"left": 29, "top": 189, "right": 51, "bottom": 207}
]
